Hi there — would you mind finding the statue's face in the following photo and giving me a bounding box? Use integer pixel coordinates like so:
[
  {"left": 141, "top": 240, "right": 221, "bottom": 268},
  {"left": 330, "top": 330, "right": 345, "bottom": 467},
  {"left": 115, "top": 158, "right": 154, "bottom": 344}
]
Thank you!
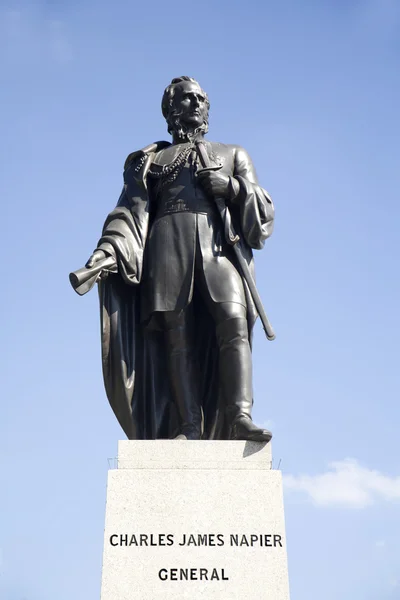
[{"left": 172, "top": 80, "right": 208, "bottom": 129}]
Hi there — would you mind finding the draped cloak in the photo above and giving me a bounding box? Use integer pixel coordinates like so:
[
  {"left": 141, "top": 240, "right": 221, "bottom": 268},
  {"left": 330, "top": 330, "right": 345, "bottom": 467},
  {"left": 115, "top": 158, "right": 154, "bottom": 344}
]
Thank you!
[{"left": 96, "top": 140, "right": 274, "bottom": 440}]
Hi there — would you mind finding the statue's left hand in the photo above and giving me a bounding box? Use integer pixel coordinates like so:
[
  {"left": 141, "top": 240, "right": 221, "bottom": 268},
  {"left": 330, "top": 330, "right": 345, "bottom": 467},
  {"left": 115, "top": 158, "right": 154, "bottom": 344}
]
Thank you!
[
  {"left": 85, "top": 249, "right": 116, "bottom": 281},
  {"left": 86, "top": 249, "right": 107, "bottom": 269},
  {"left": 197, "top": 170, "right": 231, "bottom": 199}
]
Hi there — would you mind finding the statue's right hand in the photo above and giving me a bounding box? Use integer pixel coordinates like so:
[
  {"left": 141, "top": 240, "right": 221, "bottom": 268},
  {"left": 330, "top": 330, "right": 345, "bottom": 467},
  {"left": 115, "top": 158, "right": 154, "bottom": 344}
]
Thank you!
[{"left": 85, "top": 249, "right": 107, "bottom": 268}]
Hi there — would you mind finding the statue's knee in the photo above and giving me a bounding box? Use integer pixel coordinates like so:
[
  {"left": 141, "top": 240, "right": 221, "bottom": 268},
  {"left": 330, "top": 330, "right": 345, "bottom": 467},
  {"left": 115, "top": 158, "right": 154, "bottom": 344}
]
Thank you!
[
  {"left": 216, "top": 316, "right": 249, "bottom": 347},
  {"left": 213, "top": 301, "right": 246, "bottom": 321}
]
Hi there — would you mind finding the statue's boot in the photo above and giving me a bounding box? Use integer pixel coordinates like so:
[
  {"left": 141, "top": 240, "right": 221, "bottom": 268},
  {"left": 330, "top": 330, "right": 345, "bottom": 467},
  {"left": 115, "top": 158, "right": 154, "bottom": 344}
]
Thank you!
[
  {"left": 166, "top": 325, "right": 202, "bottom": 440},
  {"left": 216, "top": 317, "right": 272, "bottom": 443}
]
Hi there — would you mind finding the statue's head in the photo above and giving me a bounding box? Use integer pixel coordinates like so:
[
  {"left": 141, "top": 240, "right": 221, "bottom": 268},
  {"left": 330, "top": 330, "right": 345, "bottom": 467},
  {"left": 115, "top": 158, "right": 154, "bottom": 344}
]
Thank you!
[{"left": 161, "top": 76, "right": 210, "bottom": 140}]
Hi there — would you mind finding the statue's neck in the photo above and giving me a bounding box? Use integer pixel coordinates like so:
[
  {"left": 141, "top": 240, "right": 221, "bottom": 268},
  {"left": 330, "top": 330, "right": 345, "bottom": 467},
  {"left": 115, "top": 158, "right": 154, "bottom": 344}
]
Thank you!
[{"left": 172, "top": 130, "right": 205, "bottom": 146}]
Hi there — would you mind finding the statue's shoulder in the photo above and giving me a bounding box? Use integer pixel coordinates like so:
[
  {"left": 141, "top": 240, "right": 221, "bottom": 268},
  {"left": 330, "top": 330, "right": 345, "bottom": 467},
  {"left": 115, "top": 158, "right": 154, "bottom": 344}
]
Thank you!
[
  {"left": 219, "top": 143, "right": 254, "bottom": 165},
  {"left": 123, "top": 141, "right": 171, "bottom": 171},
  {"left": 206, "top": 141, "right": 243, "bottom": 165},
  {"left": 207, "top": 140, "right": 240, "bottom": 148},
  {"left": 216, "top": 142, "right": 249, "bottom": 154}
]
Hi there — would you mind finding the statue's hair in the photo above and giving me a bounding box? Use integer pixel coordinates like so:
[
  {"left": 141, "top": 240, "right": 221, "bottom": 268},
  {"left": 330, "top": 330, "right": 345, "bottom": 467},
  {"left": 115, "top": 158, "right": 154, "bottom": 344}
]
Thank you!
[{"left": 161, "top": 76, "right": 210, "bottom": 139}]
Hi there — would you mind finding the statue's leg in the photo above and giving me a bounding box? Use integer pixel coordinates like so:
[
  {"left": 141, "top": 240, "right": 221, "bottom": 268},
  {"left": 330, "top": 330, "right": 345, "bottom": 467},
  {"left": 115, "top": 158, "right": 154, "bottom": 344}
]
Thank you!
[
  {"left": 210, "top": 302, "right": 272, "bottom": 443},
  {"left": 158, "top": 310, "right": 202, "bottom": 440},
  {"left": 193, "top": 216, "right": 271, "bottom": 441}
]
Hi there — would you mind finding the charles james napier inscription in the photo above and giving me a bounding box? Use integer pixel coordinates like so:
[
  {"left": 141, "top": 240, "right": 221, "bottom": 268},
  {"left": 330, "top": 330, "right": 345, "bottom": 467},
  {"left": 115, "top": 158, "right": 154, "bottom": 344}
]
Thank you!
[
  {"left": 109, "top": 532, "right": 284, "bottom": 548},
  {"left": 109, "top": 532, "right": 285, "bottom": 582}
]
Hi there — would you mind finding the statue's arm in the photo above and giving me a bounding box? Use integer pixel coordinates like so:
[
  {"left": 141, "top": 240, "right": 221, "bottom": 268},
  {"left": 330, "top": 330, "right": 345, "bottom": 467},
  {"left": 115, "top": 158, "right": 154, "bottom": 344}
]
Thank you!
[
  {"left": 231, "top": 146, "right": 275, "bottom": 249},
  {"left": 231, "top": 146, "right": 269, "bottom": 195},
  {"left": 72, "top": 150, "right": 155, "bottom": 294},
  {"left": 92, "top": 154, "right": 151, "bottom": 285},
  {"left": 85, "top": 186, "right": 129, "bottom": 270},
  {"left": 70, "top": 189, "right": 126, "bottom": 296}
]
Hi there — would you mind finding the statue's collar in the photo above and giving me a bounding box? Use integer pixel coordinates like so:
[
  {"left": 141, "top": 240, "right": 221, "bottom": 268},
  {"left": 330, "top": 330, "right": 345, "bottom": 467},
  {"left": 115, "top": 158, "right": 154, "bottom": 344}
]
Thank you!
[{"left": 124, "top": 141, "right": 171, "bottom": 170}]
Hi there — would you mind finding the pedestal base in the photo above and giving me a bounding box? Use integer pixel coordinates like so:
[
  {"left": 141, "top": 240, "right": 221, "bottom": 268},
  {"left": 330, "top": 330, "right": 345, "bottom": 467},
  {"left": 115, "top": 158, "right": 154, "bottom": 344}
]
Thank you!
[{"left": 100, "top": 440, "right": 290, "bottom": 599}]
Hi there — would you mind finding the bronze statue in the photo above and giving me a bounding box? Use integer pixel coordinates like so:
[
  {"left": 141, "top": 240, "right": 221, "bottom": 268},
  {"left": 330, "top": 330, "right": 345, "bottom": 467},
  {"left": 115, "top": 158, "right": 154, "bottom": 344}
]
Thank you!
[{"left": 70, "top": 76, "right": 275, "bottom": 442}]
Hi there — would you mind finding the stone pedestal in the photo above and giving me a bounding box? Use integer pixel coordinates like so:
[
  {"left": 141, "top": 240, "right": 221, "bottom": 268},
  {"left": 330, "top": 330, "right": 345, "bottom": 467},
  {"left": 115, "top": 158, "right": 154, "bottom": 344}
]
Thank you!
[{"left": 100, "top": 440, "right": 290, "bottom": 599}]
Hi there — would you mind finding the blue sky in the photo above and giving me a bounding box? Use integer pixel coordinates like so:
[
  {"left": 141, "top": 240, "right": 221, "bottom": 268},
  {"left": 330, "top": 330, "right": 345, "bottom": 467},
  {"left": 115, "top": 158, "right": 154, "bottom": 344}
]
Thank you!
[{"left": 1, "top": 0, "right": 399, "bottom": 598}]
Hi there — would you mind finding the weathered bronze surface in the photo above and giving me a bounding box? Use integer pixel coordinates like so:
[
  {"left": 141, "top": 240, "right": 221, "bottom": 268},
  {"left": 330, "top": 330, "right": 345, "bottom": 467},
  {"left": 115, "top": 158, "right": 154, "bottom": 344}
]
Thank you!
[{"left": 70, "top": 76, "right": 275, "bottom": 442}]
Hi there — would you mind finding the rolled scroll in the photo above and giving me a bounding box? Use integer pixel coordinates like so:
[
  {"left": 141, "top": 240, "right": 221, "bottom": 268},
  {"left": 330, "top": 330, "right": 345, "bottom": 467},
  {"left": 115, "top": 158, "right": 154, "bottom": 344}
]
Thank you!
[{"left": 69, "top": 256, "right": 117, "bottom": 296}]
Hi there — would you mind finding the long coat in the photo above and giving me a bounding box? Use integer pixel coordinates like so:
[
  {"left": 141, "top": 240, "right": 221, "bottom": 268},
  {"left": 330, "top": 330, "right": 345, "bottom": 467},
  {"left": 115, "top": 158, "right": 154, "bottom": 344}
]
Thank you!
[{"left": 96, "top": 140, "right": 274, "bottom": 439}]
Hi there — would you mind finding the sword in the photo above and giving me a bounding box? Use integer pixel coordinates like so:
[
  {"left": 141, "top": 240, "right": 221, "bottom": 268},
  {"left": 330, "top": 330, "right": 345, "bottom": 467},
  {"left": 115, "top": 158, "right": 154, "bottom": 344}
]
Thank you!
[{"left": 196, "top": 140, "right": 275, "bottom": 341}]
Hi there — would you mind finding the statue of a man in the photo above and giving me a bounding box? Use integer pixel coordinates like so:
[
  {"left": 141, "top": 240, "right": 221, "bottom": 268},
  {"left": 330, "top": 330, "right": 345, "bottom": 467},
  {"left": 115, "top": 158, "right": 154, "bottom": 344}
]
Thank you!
[{"left": 74, "top": 76, "right": 275, "bottom": 442}]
